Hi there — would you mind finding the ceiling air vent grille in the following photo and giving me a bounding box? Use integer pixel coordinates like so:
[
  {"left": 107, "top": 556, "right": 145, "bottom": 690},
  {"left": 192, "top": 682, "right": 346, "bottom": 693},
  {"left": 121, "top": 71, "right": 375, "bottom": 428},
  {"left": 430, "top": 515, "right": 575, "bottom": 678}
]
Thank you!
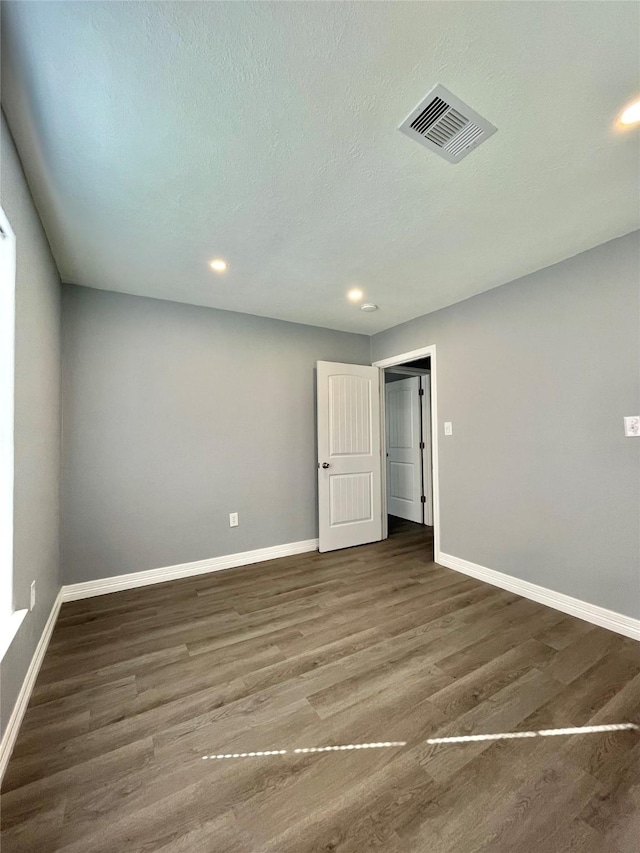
[
  {"left": 410, "top": 96, "right": 449, "bottom": 134},
  {"left": 399, "top": 84, "right": 497, "bottom": 163}
]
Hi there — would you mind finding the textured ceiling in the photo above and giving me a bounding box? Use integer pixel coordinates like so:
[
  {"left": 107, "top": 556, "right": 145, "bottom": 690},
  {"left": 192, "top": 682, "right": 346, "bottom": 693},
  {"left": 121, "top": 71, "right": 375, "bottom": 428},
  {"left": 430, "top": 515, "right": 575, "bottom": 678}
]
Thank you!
[{"left": 2, "top": 1, "right": 639, "bottom": 334}]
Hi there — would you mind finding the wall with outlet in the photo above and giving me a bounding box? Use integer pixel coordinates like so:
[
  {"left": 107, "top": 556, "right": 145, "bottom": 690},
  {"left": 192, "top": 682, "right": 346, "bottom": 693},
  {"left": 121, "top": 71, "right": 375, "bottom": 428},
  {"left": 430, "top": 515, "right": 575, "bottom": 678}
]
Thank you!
[
  {"left": 0, "top": 115, "right": 62, "bottom": 737},
  {"left": 372, "top": 230, "right": 640, "bottom": 618},
  {"left": 61, "top": 286, "right": 369, "bottom": 583}
]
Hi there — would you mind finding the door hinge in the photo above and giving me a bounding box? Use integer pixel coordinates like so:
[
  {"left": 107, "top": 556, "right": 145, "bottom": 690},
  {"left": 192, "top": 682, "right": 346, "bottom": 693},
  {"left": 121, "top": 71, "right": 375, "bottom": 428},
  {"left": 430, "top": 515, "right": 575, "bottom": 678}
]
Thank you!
[
  {"left": 418, "top": 388, "right": 425, "bottom": 397},
  {"left": 421, "top": 495, "right": 426, "bottom": 503},
  {"left": 419, "top": 441, "right": 425, "bottom": 450}
]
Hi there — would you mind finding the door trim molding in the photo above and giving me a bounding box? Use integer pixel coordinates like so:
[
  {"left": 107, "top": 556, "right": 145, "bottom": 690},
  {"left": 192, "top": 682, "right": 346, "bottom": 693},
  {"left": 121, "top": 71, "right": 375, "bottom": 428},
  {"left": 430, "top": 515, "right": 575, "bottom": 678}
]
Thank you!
[
  {"left": 421, "top": 374, "right": 433, "bottom": 527},
  {"left": 438, "top": 551, "right": 640, "bottom": 640},
  {"left": 373, "top": 345, "right": 439, "bottom": 556}
]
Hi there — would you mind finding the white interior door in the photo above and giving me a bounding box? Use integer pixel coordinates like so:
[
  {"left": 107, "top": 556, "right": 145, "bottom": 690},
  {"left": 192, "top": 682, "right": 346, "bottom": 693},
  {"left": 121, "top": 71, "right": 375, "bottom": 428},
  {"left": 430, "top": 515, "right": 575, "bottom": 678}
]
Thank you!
[
  {"left": 385, "top": 376, "right": 423, "bottom": 523},
  {"left": 317, "top": 361, "right": 382, "bottom": 553}
]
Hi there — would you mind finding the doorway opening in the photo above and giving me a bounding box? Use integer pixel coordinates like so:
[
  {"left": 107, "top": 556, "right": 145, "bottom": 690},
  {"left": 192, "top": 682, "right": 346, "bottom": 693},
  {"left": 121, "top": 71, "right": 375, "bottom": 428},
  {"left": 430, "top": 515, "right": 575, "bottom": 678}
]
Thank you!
[{"left": 383, "top": 357, "right": 433, "bottom": 554}]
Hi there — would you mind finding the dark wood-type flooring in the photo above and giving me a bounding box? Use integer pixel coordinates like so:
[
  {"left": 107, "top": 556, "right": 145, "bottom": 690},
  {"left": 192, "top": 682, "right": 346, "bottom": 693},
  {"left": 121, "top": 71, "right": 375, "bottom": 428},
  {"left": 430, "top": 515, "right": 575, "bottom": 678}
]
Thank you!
[{"left": 2, "top": 520, "right": 639, "bottom": 852}]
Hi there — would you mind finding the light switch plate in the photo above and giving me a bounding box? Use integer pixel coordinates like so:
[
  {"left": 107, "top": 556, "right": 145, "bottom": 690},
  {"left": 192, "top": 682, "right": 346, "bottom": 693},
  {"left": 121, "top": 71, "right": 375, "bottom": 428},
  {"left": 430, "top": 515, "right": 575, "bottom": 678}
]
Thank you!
[
  {"left": 444, "top": 422, "right": 453, "bottom": 436},
  {"left": 229, "top": 512, "right": 239, "bottom": 527},
  {"left": 624, "top": 416, "right": 640, "bottom": 437},
  {"left": 30, "top": 581, "right": 36, "bottom": 611}
]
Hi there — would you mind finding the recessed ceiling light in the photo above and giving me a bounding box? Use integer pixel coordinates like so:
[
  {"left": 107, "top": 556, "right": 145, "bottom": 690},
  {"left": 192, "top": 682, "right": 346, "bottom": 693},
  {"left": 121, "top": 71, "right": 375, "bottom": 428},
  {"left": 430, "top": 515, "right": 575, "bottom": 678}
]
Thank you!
[
  {"left": 347, "top": 288, "right": 364, "bottom": 302},
  {"left": 361, "top": 303, "right": 378, "bottom": 312},
  {"left": 620, "top": 99, "right": 640, "bottom": 126},
  {"left": 209, "top": 258, "right": 228, "bottom": 273}
]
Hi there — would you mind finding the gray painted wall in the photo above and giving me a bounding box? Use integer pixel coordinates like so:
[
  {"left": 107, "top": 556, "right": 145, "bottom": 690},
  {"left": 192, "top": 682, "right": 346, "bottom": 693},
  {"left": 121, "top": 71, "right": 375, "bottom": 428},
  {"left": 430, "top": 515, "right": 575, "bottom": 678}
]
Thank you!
[
  {"left": 0, "top": 114, "right": 61, "bottom": 735},
  {"left": 61, "top": 286, "right": 369, "bottom": 583},
  {"left": 372, "top": 231, "right": 640, "bottom": 618}
]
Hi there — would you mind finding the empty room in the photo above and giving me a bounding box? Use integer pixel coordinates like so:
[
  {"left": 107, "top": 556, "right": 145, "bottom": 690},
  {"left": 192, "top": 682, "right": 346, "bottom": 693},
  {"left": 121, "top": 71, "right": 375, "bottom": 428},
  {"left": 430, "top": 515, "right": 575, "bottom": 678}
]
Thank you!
[{"left": 1, "top": 1, "right": 640, "bottom": 851}]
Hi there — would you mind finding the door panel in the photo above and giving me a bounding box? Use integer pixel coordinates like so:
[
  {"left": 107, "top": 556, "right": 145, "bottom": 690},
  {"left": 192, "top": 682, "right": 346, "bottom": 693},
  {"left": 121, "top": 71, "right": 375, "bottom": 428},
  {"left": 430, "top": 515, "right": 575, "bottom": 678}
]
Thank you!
[
  {"left": 329, "top": 473, "right": 373, "bottom": 525},
  {"left": 385, "top": 376, "right": 422, "bottom": 523},
  {"left": 317, "top": 362, "right": 382, "bottom": 552},
  {"left": 328, "top": 374, "right": 371, "bottom": 456},
  {"left": 389, "top": 461, "right": 414, "bottom": 502},
  {"left": 388, "top": 387, "right": 414, "bottom": 448}
]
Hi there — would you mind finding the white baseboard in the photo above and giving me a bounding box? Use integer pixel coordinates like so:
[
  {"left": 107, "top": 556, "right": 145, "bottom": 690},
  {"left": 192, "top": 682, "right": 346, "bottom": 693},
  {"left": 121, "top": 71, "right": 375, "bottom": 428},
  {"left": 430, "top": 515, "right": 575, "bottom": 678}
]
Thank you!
[
  {"left": 61, "top": 538, "right": 319, "bottom": 602},
  {"left": 0, "top": 589, "right": 63, "bottom": 782},
  {"left": 436, "top": 551, "right": 640, "bottom": 641}
]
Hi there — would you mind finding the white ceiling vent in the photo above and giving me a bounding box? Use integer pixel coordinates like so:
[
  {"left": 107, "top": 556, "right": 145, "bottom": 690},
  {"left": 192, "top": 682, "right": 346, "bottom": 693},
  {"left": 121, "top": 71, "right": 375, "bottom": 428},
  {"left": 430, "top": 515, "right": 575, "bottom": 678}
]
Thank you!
[{"left": 398, "top": 84, "right": 497, "bottom": 163}]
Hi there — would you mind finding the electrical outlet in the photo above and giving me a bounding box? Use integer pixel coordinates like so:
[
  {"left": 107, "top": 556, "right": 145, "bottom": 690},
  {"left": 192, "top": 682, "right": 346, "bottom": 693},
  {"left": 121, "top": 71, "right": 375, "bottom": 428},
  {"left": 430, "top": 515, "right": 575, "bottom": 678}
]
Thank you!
[
  {"left": 229, "top": 512, "right": 239, "bottom": 528},
  {"left": 624, "top": 416, "right": 640, "bottom": 437},
  {"left": 30, "top": 580, "right": 36, "bottom": 611},
  {"left": 444, "top": 422, "right": 453, "bottom": 436}
]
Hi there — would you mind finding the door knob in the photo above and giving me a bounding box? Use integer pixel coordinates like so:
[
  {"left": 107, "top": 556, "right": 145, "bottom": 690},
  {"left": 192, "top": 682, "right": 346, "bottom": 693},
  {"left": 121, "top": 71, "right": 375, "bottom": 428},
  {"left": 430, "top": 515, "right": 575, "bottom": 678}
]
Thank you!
[{"left": 321, "top": 462, "right": 330, "bottom": 469}]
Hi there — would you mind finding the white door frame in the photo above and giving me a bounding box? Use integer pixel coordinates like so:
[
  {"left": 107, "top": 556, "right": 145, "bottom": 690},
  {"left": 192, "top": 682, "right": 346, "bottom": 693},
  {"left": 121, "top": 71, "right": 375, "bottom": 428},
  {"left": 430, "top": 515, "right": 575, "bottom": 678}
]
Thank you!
[
  {"left": 372, "top": 345, "right": 440, "bottom": 560},
  {"left": 421, "top": 374, "right": 433, "bottom": 527}
]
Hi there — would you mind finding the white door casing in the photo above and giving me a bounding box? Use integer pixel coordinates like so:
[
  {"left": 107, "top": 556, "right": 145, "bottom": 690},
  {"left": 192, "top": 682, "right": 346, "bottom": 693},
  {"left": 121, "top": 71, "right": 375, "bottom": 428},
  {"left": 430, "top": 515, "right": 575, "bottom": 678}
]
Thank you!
[
  {"left": 385, "top": 376, "right": 423, "bottom": 523},
  {"left": 373, "top": 345, "right": 439, "bottom": 557},
  {"left": 317, "top": 361, "right": 382, "bottom": 553},
  {"left": 421, "top": 375, "right": 433, "bottom": 526}
]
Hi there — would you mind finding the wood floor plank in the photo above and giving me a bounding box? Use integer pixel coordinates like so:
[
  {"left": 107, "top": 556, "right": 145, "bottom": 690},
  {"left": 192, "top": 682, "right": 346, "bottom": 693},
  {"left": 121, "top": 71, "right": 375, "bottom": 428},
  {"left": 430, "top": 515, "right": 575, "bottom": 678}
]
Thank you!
[
  {"left": 57, "top": 702, "right": 321, "bottom": 847},
  {"left": 470, "top": 757, "right": 603, "bottom": 852},
  {"left": 428, "top": 637, "right": 556, "bottom": 718},
  {"left": 544, "top": 628, "right": 621, "bottom": 685},
  {"left": 2, "top": 519, "right": 637, "bottom": 852},
  {"left": 535, "top": 615, "right": 597, "bottom": 651},
  {"left": 0, "top": 737, "right": 156, "bottom": 831},
  {"left": 29, "top": 645, "right": 190, "bottom": 706}
]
